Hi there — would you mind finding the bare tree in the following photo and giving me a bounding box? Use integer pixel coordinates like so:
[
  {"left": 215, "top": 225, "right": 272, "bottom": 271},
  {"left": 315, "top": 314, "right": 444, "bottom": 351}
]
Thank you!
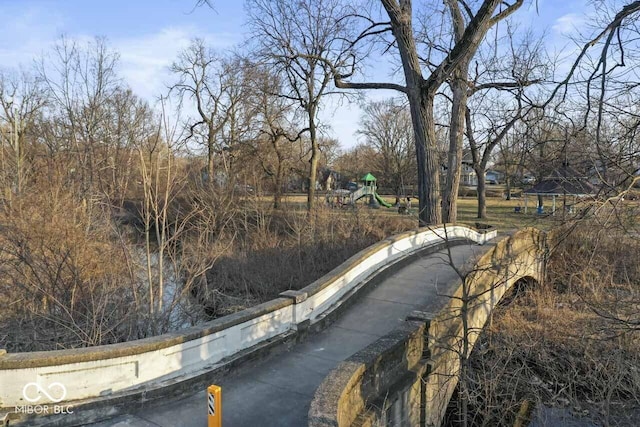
[
  {"left": 495, "top": 120, "right": 529, "bottom": 200},
  {"left": 37, "top": 36, "right": 121, "bottom": 201},
  {"left": 245, "top": 65, "right": 302, "bottom": 208},
  {"left": 0, "top": 70, "right": 46, "bottom": 199},
  {"left": 459, "top": 25, "right": 546, "bottom": 218},
  {"left": 544, "top": 1, "right": 640, "bottom": 191},
  {"left": 135, "top": 98, "right": 220, "bottom": 334},
  {"left": 439, "top": 0, "right": 474, "bottom": 223},
  {"left": 101, "top": 88, "right": 156, "bottom": 203},
  {"left": 334, "top": 142, "right": 378, "bottom": 183},
  {"left": 246, "top": 0, "right": 352, "bottom": 210},
  {"left": 325, "top": 0, "right": 525, "bottom": 225},
  {"left": 466, "top": 100, "right": 522, "bottom": 219},
  {"left": 170, "top": 39, "right": 231, "bottom": 183},
  {"left": 218, "top": 56, "right": 257, "bottom": 180}
]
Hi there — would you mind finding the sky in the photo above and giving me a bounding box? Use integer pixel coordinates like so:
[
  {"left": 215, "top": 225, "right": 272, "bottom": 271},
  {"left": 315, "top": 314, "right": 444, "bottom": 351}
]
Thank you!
[{"left": 0, "top": 0, "right": 594, "bottom": 149}]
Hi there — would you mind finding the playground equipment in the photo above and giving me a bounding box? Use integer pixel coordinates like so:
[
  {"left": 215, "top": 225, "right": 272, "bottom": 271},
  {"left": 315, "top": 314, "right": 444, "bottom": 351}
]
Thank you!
[
  {"left": 347, "top": 173, "right": 393, "bottom": 208},
  {"left": 326, "top": 173, "right": 414, "bottom": 211}
]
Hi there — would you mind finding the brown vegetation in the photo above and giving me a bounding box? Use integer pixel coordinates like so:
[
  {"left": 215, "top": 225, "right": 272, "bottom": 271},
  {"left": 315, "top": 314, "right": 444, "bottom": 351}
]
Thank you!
[
  {"left": 197, "top": 205, "right": 414, "bottom": 316},
  {"left": 0, "top": 189, "right": 138, "bottom": 352},
  {"left": 0, "top": 171, "right": 414, "bottom": 352},
  {"left": 455, "top": 221, "right": 640, "bottom": 426}
]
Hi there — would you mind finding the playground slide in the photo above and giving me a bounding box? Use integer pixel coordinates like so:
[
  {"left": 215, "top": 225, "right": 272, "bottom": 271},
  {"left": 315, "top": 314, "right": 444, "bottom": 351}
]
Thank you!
[
  {"left": 374, "top": 193, "right": 393, "bottom": 208},
  {"left": 350, "top": 187, "right": 366, "bottom": 203}
]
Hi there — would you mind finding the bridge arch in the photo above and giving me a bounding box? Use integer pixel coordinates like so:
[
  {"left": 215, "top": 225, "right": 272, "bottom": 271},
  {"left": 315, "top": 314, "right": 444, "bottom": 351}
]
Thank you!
[{"left": 498, "top": 275, "right": 540, "bottom": 307}]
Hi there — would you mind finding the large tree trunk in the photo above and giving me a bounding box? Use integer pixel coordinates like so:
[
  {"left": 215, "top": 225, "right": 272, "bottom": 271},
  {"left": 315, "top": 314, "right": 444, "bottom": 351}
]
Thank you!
[
  {"left": 307, "top": 113, "right": 318, "bottom": 210},
  {"left": 475, "top": 165, "right": 487, "bottom": 219},
  {"left": 351, "top": 0, "right": 516, "bottom": 225},
  {"left": 442, "top": 0, "right": 470, "bottom": 223},
  {"left": 388, "top": 5, "right": 441, "bottom": 226},
  {"left": 411, "top": 93, "right": 442, "bottom": 226},
  {"left": 442, "top": 65, "right": 468, "bottom": 223}
]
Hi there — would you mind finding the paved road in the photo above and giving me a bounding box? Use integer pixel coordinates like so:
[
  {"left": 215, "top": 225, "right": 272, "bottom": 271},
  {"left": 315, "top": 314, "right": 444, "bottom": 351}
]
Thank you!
[{"left": 93, "top": 242, "right": 489, "bottom": 427}]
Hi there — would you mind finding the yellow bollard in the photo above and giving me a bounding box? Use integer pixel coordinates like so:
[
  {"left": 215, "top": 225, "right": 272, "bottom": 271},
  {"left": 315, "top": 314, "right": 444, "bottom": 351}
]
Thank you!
[{"left": 207, "top": 385, "right": 222, "bottom": 427}]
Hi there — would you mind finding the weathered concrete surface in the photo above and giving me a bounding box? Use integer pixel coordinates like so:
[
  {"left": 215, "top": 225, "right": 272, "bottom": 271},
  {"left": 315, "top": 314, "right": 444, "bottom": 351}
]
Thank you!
[
  {"left": 423, "top": 228, "right": 546, "bottom": 426},
  {"left": 308, "top": 228, "right": 546, "bottom": 427},
  {"left": 89, "top": 243, "right": 487, "bottom": 427}
]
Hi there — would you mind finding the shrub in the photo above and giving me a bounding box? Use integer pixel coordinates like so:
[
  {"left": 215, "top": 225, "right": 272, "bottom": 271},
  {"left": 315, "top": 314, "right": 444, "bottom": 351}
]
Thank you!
[
  {"left": 0, "top": 191, "right": 139, "bottom": 351},
  {"left": 458, "top": 221, "right": 640, "bottom": 426},
  {"left": 197, "top": 206, "right": 415, "bottom": 317}
]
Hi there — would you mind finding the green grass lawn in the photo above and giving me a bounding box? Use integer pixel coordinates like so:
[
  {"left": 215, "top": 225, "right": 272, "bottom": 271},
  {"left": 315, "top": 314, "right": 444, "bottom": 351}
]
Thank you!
[
  {"left": 273, "top": 192, "right": 560, "bottom": 232},
  {"left": 455, "top": 197, "right": 556, "bottom": 231}
]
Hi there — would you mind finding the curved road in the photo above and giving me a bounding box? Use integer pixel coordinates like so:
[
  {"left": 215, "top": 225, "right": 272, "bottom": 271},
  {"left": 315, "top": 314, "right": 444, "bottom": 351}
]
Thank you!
[{"left": 93, "top": 241, "right": 491, "bottom": 427}]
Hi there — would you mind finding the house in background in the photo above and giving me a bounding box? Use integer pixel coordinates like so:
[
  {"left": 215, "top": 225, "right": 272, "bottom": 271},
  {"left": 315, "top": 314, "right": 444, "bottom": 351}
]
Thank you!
[
  {"left": 445, "top": 150, "right": 478, "bottom": 187},
  {"left": 485, "top": 170, "right": 504, "bottom": 185},
  {"left": 460, "top": 151, "right": 478, "bottom": 186},
  {"left": 441, "top": 150, "right": 505, "bottom": 187}
]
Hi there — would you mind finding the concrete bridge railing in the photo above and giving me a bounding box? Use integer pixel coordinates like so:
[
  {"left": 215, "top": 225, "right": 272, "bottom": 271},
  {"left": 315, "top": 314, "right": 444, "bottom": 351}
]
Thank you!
[
  {"left": 308, "top": 227, "right": 547, "bottom": 427},
  {"left": 0, "top": 225, "right": 495, "bottom": 424}
]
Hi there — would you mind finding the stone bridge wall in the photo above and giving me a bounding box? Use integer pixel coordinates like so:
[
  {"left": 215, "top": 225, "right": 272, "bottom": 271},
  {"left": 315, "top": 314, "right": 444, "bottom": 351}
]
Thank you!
[{"left": 308, "top": 228, "right": 547, "bottom": 427}]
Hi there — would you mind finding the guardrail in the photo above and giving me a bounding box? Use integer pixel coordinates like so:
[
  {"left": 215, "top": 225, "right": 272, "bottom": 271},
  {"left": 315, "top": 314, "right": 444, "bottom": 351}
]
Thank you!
[{"left": 0, "top": 225, "right": 496, "bottom": 413}]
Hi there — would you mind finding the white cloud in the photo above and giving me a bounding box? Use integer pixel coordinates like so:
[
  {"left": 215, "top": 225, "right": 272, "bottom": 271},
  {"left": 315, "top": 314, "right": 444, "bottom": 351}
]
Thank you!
[
  {"left": 0, "top": 2, "right": 238, "bottom": 103},
  {"left": 113, "top": 26, "right": 239, "bottom": 102},
  {"left": 0, "top": 4, "right": 64, "bottom": 69},
  {"left": 552, "top": 13, "right": 586, "bottom": 35}
]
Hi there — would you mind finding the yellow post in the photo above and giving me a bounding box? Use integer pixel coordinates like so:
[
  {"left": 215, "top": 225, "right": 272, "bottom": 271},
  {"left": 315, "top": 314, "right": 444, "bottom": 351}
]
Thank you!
[{"left": 207, "top": 385, "right": 222, "bottom": 427}]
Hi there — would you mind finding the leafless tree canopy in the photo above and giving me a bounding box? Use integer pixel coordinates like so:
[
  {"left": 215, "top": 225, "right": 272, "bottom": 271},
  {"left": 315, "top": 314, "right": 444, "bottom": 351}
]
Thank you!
[{"left": 246, "top": 0, "right": 354, "bottom": 210}]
